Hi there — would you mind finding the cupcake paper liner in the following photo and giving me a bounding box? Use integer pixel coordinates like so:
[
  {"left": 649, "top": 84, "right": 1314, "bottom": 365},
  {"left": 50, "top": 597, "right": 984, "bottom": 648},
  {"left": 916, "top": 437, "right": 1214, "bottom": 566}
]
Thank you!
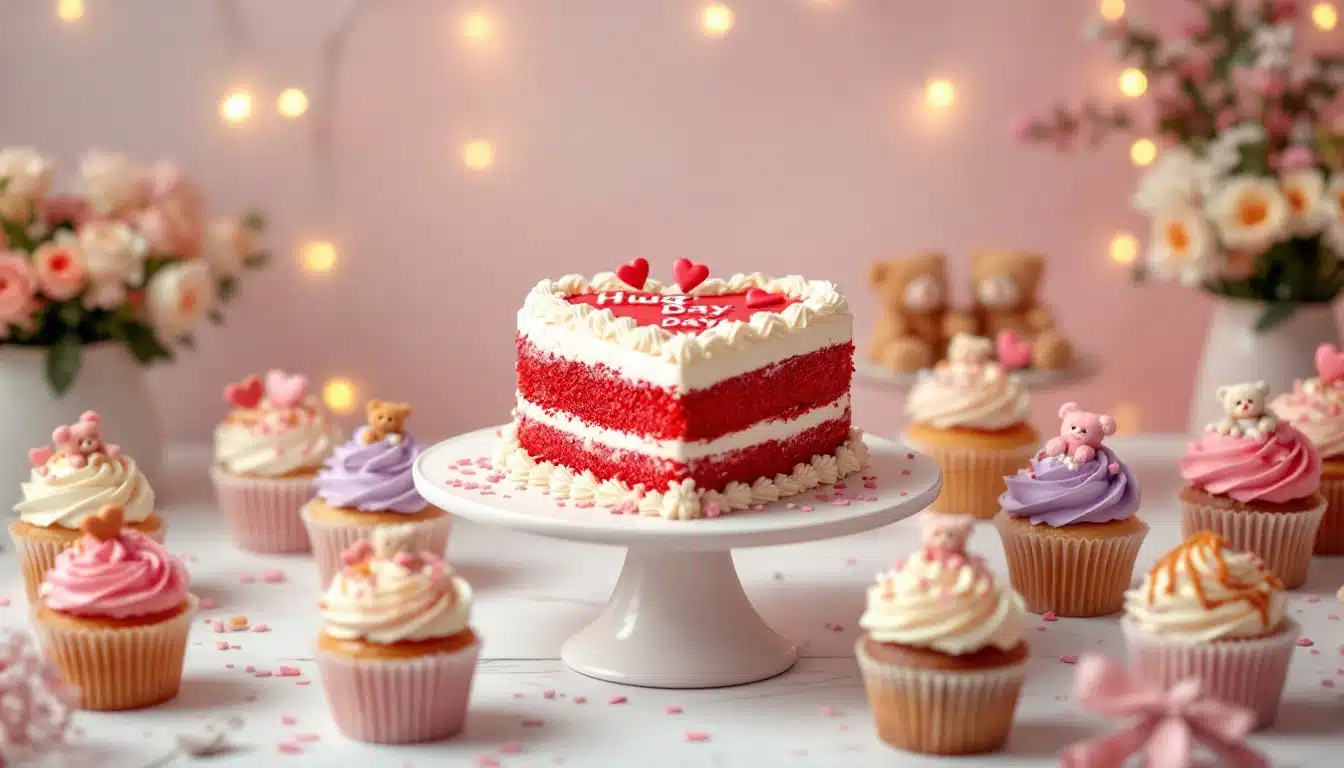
[
  {"left": 994, "top": 513, "right": 1148, "bottom": 617},
  {"left": 903, "top": 436, "right": 1035, "bottom": 520},
  {"left": 12, "top": 521, "right": 167, "bottom": 604},
  {"left": 301, "top": 504, "right": 452, "bottom": 587},
  {"left": 33, "top": 594, "right": 198, "bottom": 711},
  {"left": 1122, "top": 618, "right": 1298, "bottom": 729},
  {"left": 1179, "top": 497, "right": 1325, "bottom": 589},
  {"left": 316, "top": 639, "right": 480, "bottom": 744},
  {"left": 210, "top": 468, "right": 317, "bottom": 554},
  {"left": 854, "top": 639, "right": 1025, "bottom": 755},
  {"left": 1316, "top": 474, "right": 1344, "bottom": 555}
]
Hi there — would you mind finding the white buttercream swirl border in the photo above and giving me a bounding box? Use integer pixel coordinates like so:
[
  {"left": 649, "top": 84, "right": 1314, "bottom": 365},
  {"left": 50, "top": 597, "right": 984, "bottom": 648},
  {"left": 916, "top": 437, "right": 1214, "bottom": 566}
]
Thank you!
[
  {"left": 492, "top": 423, "right": 870, "bottom": 520},
  {"left": 519, "top": 272, "right": 849, "bottom": 363}
]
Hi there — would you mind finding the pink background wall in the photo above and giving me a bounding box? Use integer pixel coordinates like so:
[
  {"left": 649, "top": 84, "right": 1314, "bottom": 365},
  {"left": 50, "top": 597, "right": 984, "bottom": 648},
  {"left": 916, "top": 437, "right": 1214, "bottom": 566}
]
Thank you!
[{"left": 5, "top": 0, "right": 1319, "bottom": 441}]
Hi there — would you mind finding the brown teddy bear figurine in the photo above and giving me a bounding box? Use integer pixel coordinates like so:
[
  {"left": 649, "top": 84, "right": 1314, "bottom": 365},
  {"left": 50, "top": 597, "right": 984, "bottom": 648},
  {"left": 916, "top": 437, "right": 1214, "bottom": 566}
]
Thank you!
[
  {"left": 968, "top": 251, "right": 1073, "bottom": 370},
  {"left": 363, "top": 400, "right": 413, "bottom": 445},
  {"left": 868, "top": 252, "right": 976, "bottom": 372}
]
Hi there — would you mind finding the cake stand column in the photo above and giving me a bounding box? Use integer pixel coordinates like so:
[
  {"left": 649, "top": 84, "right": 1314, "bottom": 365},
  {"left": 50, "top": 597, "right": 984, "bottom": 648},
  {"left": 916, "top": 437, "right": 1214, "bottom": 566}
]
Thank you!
[{"left": 560, "top": 547, "right": 798, "bottom": 689}]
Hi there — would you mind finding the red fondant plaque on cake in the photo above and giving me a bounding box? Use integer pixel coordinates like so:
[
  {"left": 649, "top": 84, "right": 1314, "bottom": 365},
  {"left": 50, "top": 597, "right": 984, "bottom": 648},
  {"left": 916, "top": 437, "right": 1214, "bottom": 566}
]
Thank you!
[{"left": 567, "top": 291, "right": 797, "bottom": 332}]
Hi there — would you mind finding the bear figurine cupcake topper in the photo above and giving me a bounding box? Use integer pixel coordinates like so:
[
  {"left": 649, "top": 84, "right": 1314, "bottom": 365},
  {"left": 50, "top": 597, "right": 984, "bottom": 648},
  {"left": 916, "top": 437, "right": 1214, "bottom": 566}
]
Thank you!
[
  {"left": 919, "top": 513, "right": 974, "bottom": 561},
  {"left": 362, "top": 400, "right": 412, "bottom": 445},
  {"left": 1206, "top": 381, "right": 1278, "bottom": 442},
  {"left": 1041, "top": 403, "right": 1117, "bottom": 471},
  {"left": 27, "top": 411, "right": 122, "bottom": 475}
]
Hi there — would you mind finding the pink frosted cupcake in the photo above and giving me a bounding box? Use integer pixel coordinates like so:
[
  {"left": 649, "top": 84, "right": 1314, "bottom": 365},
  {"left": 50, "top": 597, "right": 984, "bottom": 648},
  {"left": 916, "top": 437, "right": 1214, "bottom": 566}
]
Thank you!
[
  {"left": 1180, "top": 381, "right": 1324, "bottom": 589},
  {"left": 1270, "top": 349, "right": 1344, "bottom": 554},
  {"left": 32, "top": 504, "right": 197, "bottom": 711},
  {"left": 211, "top": 370, "right": 340, "bottom": 553},
  {"left": 315, "top": 528, "right": 479, "bottom": 744},
  {"left": 1122, "top": 531, "right": 1297, "bottom": 729}
]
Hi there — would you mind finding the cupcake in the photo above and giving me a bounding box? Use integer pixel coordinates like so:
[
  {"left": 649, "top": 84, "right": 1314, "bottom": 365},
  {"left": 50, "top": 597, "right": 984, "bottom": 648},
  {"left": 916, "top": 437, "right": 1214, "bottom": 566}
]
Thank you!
[
  {"left": 1122, "top": 531, "right": 1298, "bottom": 729},
  {"left": 32, "top": 504, "right": 196, "bottom": 711},
  {"left": 1180, "top": 381, "right": 1324, "bottom": 589},
  {"left": 902, "top": 335, "right": 1036, "bottom": 519},
  {"left": 995, "top": 402, "right": 1148, "bottom": 617},
  {"left": 10, "top": 411, "right": 163, "bottom": 602},
  {"left": 1271, "top": 349, "right": 1344, "bottom": 553},
  {"left": 211, "top": 370, "right": 340, "bottom": 553},
  {"left": 856, "top": 513, "right": 1029, "bottom": 755},
  {"left": 315, "top": 527, "right": 480, "bottom": 744},
  {"left": 301, "top": 399, "right": 449, "bottom": 586}
]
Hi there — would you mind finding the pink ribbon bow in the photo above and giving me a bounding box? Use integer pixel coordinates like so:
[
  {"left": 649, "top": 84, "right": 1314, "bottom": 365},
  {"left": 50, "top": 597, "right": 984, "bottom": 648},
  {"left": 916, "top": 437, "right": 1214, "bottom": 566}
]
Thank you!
[{"left": 1059, "top": 654, "right": 1267, "bottom": 768}]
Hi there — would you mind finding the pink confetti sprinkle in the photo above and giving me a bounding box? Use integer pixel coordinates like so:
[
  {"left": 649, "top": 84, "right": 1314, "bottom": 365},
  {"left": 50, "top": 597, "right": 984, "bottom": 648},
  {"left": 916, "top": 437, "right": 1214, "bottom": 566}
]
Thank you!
[
  {"left": 1324, "top": 679, "right": 1336, "bottom": 688},
  {"left": 499, "top": 742, "right": 523, "bottom": 754},
  {"left": 477, "top": 758, "right": 501, "bottom": 768},
  {"left": 830, "top": 624, "right": 844, "bottom": 633},
  {"left": 211, "top": 620, "right": 226, "bottom": 633},
  {"left": 199, "top": 598, "right": 217, "bottom": 610},
  {"left": 463, "top": 482, "right": 480, "bottom": 491},
  {"left": 0, "top": 598, "right": 9, "bottom": 607},
  {"left": 906, "top": 452, "right": 914, "bottom": 459},
  {"left": 230, "top": 644, "right": 241, "bottom": 650},
  {"left": 278, "top": 666, "right": 302, "bottom": 677},
  {"left": 244, "top": 665, "right": 256, "bottom": 673},
  {"left": 281, "top": 715, "right": 297, "bottom": 726},
  {"left": 899, "top": 491, "right": 908, "bottom": 497},
  {"left": 543, "top": 689, "right": 557, "bottom": 699},
  {"left": 863, "top": 480, "right": 877, "bottom": 490},
  {"left": 225, "top": 663, "right": 234, "bottom": 669},
  {"left": 277, "top": 742, "right": 302, "bottom": 755},
  {"left": 1042, "top": 611, "right": 1058, "bottom": 622},
  {"left": 608, "top": 696, "right": 628, "bottom": 705},
  {"left": 253, "top": 624, "right": 271, "bottom": 633},
  {"left": 255, "top": 670, "right": 273, "bottom": 678},
  {"left": 576, "top": 501, "right": 595, "bottom": 509},
  {"left": 215, "top": 641, "right": 229, "bottom": 650},
  {"left": 260, "top": 570, "right": 287, "bottom": 584},
  {"left": 512, "top": 693, "right": 525, "bottom": 699},
  {"left": 1060, "top": 656, "right": 1079, "bottom": 664},
  {"left": 1035, "top": 625, "right": 1047, "bottom": 632},
  {"left": 522, "top": 718, "right": 546, "bottom": 727},
  {"left": 901, "top": 469, "right": 911, "bottom": 476},
  {"left": 1298, "top": 637, "right": 1315, "bottom": 647},
  {"left": 457, "top": 458, "right": 473, "bottom": 466},
  {"left": 296, "top": 680, "right": 310, "bottom": 686},
  {"left": 1304, "top": 595, "right": 1322, "bottom": 603},
  {"left": 295, "top": 734, "right": 320, "bottom": 743},
  {"left": 665, "top": 705, "right": 683, "bottom": 715},
  {"left": 460, "top": 469, "right": 476, "bottom": 476},
  {"left": 573, "top": 696, "right": 587, "bottom": 704},
  {"left": 1330, "top": 615, "right": 1340, "bottom": 621},
  {"left": 833, "top": 498, "right": 850, "bottom": 506},
  {"left": 844, "top": 557, "right": 858, "bottom": 566},
  {"left": 1311, "top": 649, "right": 1321, "bottom": 655},
  {"left": 683, "top": 731, "right": 710, "bottom": 743},
  {"left": 800, "top": 505, "right": 814, "bottom": 512},
  {"left": 239, "top": 574, "right": 255, "bottom": 584},
  {"left": 814, "top": 494, "right": 830, "bottom": 502},
  {"left": 834, "top": 482, "right": 846, "bottom": 489},
  {"left": 751, "top": 504, "right": 765, "bottom": 511},
  {"left": 820, "top": 706, "right": 837, "bottom": 717}
]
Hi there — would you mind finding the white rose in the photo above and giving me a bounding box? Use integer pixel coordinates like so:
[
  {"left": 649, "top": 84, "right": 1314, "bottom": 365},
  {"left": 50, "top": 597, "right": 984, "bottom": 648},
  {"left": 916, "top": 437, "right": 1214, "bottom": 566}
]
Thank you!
[
  {"left": 79, "top": 220, "right": 147, "bottom": 310},
  {"left": 78, "top": 150, "right": 148, "bottom": 217},
  {"left": 1133, "top": 148, "right": 1203, "bottom": 215},
  {"left": 0, "top": 147, "right": 53, "bottom": 221},
  {"left": 145, "top": 261, "right": 213, "bottom": 338},
  {"left": 1205, "top": 176, "right": 1290, "bottom": 253},
  {"left": 1280, "top": 169, "right": 1328, "bottom": 236},
  {"left": 201, "top": 218, "right": 251, "bottom": 279}
]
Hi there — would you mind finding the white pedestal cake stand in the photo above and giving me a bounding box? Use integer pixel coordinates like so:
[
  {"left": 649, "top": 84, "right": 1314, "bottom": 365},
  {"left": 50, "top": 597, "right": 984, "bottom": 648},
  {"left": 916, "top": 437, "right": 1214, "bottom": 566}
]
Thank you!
[
  {"left": 412, "top": 428, "right": 940, "bottom": 690},
  {"left": 855, "top": 354, "right": 1101, "bottom": 394}
]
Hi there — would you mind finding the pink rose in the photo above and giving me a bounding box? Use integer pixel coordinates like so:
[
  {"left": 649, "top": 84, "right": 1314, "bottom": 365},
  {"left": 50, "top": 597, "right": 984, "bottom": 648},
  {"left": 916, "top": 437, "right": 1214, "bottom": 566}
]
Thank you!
[
  {"left": 40, "top": 195, "right": 93, "bottom": 229},
  {"left": 136, "top": 163, "right": 205, "bottom": 259},
  {"left": 33, "top": 236, "right": 88, "bottom": 301},
  {"left": 1276, "top": 145, "right": 1316, "bottom": 170},
  {"left": 1265, "top": 107, "right": 1295, "bottom": 137},
  {"left": 1216, "top": 107, "right": 1241, "bottom": 130},
  {"left": 1177, "top": 53, "right": 1214, "bottom": 83},
  {"left": 0, "top": 252, "right": 41, "bottom": 332}
]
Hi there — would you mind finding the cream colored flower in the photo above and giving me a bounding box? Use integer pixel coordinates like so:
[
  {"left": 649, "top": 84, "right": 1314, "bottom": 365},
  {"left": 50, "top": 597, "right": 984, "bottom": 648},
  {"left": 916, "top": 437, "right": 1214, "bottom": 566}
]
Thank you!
[
  {"left": 1280, "top": 169, "right": 1327, "bottom": 236},
  {"left": 145, "top": 261, "right": 213, "bottom": 338},
  {"left": 78, "top": 151, "right": 148, "bottom": 218},
  {"left": 1206, "top": 176, "right": 1290, "bottom": 252},
  {"left": 0, "top": 147, "right": 53, "bottom": 221},
  {"left": 1133, "top": 148, "right": 1202, "bottom": 215},
  {"left": 201, "top": 218, "right": 252, "bottom": 279},
  {"left": 1146, "top": 207, "right": 1220, "bottom": 285},
  {"left": 79, "top": 220, "right": 147, "bottom": 309}
]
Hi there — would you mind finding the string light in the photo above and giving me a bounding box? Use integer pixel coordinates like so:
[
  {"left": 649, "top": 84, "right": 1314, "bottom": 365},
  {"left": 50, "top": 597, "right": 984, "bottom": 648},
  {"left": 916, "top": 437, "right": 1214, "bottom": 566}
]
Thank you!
[
  {"left": 219, "top": 90, "right": 253, "bottom": 123},
  {"left": 1099, "top": 0, "right": 1125, "bottom": 21},
  {"left": 276, "top": 88, "right": 309, "bottom": 118},
  {"left": 56, "top": 0, "right": 83, "bottom": 22},
  {"left": 1109, "top": 233, "right": 1139, "bottom": 264},
  {"left": 1129, "top": 138, "right": 1157, "bottom": 167},
  {"left": 701, "top": 3, "right": 735, "bottom": 37},
  {"left": 924, "top": 79, "right": 956, "bottom": 109},
  {"left": 463, "top": 140, "right": 495, "bottom": 170},
  {"left": 300, "top": 241, "right": 338, "bottom": 274},
  {"left": 322, "top": 378, "right": 359, "bottom": 414},
  {"left": 461, "top": 10, "right": 493, "bottom": 40},
  {"left": 1118, "top": 68, "right": 1147, "bottom": 98},
  {"left": 1313, "top": 2, "right": 1339, "bottom": 29}
]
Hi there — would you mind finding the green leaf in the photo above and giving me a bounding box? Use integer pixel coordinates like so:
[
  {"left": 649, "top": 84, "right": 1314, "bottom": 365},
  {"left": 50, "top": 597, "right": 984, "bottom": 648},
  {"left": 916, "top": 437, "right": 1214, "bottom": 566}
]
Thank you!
[
  {"left": 1254, "top": 301, "right": 1299, "bottom": 333},
  {"left": 123, "top": 323, "right": 173, "bottom": 364},
  {"left": 242, "top": 211, "right": 267, "bottom": 232},
  {"left": 57, "top": 302, "right": 84, "bottom": 328},
  {"left": 45, "top": 337, "right": 82, "bottom": 396},
  {"left": 243, "top": 251, "right": 270, "bottom": 269},
  {"left": 207, "top": 308, "right": 225, "bottom": 325},
  {"left": 217, "top": 276, "right": 238, "bottom": 302}
]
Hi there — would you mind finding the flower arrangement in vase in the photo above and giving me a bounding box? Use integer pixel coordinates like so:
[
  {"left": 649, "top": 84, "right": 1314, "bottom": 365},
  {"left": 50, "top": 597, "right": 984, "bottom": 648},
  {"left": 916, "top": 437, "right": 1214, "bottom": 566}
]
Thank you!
[
  {"left": 1016, "top": 0, "right": 1344, "bottom": 332},
  {"left": 0, "top": 147, "right": 268, "bottom": 393}
]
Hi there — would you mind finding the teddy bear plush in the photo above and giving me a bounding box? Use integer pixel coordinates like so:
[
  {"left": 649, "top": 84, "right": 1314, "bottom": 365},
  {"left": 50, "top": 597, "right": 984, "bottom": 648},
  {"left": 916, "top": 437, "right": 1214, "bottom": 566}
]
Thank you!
[
  {"left": 968, "top": 251, "right": 1073, "bottom": 370},
  {"left": 920, "top": 512, "right": 974, "bottom": 558},
  {"left": 869, "top": 252, "right": 976, "bottom": 372},
  {"left": 1041, "top": 402, "right": 1116, "bottom": 468},
  {"left": 362, "top": 400, "right": 413, "bottom": 445},
  {"left": 1207, "top": 381, "right": 1277, "bottom": 441},
  {"left": 29, "top": 411, "right": 121, "bottom": 473}
]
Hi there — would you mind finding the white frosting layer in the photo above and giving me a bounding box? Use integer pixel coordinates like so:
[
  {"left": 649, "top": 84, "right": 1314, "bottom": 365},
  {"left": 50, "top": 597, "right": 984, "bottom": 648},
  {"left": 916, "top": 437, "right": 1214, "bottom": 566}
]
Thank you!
[
  {"left": 513, "top": 392, "right": 850, "bottom": 461},
  {"left": 15, "top": 456, "right": 155, "bottom": 529}
]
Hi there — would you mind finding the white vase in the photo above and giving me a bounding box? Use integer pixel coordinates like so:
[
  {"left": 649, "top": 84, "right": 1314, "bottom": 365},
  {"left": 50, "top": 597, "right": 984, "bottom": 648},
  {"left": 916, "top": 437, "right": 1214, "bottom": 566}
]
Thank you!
[
  {"left": 0, "top": 342, "right": 163, "bottom": 502},
  {"left": 1188, "top": 299, "right": 1341, "bottom": 435}
]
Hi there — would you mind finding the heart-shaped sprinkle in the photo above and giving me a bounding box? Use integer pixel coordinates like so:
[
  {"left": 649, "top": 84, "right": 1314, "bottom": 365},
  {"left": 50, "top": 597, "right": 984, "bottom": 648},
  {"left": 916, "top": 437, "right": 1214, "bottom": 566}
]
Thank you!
[
  {"left": 995, "top": 330, "right": 1033, "bottom": 371},
  {"left": 672, "top": 258, "right": 710, "bottom": 293},
  {"left": 1317, "top": 343, "right": 1344, "bottom": 384},
  {"left": 81, "top": 504, "right": 124, "bottom": 542},
  {"left": 616, "top": 257, "right": 650, "bottom": 290},
  {"left": 265, "top": 370, "right": 309, "bottom": 409},
  {"left": 745, "top": 288, "right": 787, "bottom": 310},
  {"left": 27, "top": 446, "right": 53, "bottom": 468},
  {"left": 224, "top": 375, "right": 263, "bottom": 410}
]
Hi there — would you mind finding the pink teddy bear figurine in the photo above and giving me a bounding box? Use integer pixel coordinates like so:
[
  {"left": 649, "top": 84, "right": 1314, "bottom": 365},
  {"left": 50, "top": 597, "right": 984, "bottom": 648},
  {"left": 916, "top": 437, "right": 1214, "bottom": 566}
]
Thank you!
[
  {"left": 51, "top": 411, "right": 121, "bottom": 469},
  {"left": 1041, "top": 402, "right": 1116, "bottom": 467},
  {"left": 919, "top": 513, "right": 974, "bottom": 562}
]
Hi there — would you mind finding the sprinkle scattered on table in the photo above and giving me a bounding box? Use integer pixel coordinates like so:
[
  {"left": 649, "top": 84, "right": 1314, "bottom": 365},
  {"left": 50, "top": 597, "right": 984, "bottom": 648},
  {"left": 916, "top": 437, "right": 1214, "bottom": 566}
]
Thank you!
[
  {"left": 683, "top": 731, "right": 710, "bottom": 743},
  {"left": 608, "top": 696, "right": 628, "bottom": 705},
  {"left": 665, "top": 705, "right": 682, "bottom": 715},
  {"left": 1298, "top": 637, "right": 1315, "bottom": 647},
  {"left": 1042, "top": 611, "right": 1058, "bottom": 622},
  {"left": 1060, "top": 655, "right": 1079, "bottom": 664}
]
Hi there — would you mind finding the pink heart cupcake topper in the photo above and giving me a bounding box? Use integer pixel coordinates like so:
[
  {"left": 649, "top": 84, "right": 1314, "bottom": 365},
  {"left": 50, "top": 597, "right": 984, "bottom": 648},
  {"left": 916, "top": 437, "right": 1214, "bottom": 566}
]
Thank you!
[
  {"left": 672, "top": 258, "right": 710, "bottom": 293},
  {"left": 995, "top": 330, "right": 1032, "bottom": 371},
  {"left": 1316, "top": 343, "right": 1344, "bottom": 385},
  {"left": 616, "top": 258, "right": 650, "bottom": 291},
  {"left": 224, "top": 374, "right": 263, "bottom": 409},
  {"left": 265, "top": 370, "right": 309, "bottom": 409}
]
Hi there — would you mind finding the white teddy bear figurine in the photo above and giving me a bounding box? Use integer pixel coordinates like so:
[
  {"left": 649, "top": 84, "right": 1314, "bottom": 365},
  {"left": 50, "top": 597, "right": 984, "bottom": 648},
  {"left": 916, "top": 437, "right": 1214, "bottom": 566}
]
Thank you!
[
  {"left": 1206, "top": 381, "right": 1278, "bottom": 441},
  {"left": 946, "top": 333, "right": 993, "bottom": 366}
]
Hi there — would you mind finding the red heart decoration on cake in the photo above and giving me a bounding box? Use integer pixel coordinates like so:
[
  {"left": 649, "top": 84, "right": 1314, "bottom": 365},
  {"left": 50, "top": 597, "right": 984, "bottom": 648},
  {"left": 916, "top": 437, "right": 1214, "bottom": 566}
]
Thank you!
[
  {"left": 672, "top": 258, "right": 710, "bottom": 293},
  {"left": 224, "top": 375, "right": 264, "bottom": 409},
  {"left": 1317, "top": 343, "right": 1344, "bottom": 384},
  {"left": 995, "top": 330, "right": 1032, "bottom": 371},
  {"left": 616, "top": 258, "right": 650, "bottom": 290},
  {"left": 745, "top": 288, "right": 787, "bottom": 310}
]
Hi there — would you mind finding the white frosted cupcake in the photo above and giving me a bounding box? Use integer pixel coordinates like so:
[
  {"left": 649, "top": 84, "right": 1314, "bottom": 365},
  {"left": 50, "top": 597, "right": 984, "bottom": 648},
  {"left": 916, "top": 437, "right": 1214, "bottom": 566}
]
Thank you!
[
  {"left": 1122, "top": 531, "right": 1298, "bottom": 729},
  {"left": 210, "top": 370, "right": 340, "bottom": 553}
]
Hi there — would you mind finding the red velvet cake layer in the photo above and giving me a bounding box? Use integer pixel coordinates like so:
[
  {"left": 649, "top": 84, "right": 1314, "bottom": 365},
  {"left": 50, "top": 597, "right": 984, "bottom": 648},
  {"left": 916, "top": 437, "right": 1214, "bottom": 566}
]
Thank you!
[
  {"left": 514, "top": 413, "right": 852, "bottom": 493},
  {"left": 515, "top": 336, "right": 854, "bottom": 441}
]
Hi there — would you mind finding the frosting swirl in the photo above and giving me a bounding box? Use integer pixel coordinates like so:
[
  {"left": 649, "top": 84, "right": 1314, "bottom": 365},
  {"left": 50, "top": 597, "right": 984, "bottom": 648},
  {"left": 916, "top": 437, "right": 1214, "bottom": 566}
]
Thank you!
[
  {"left": 905, "top": 365, "right": 1029, "bottom": 430},
  {"left": 214, "top": 397, "right": 340, "bottom": 477},
  {"left": 1124, "top": 532, "right": 1285, "bottom": 642},
  {"left": 1179, "top": 425, "right": 1321, "bottom": 504},
  {"left": 15, "top": 457, "right": 154, "bottom": 529},
  {"left": 1000, "top": 447, "right": 1140, "bottom": 526},
  {"left": 316, "top": 427, "right": 427, "bottom": 513},
  {"left": 40, "top": 529, "right": 190, "bottom": 618},
  {"left": 1271, "top": 382, "right": 1344, "bottom": 459}
]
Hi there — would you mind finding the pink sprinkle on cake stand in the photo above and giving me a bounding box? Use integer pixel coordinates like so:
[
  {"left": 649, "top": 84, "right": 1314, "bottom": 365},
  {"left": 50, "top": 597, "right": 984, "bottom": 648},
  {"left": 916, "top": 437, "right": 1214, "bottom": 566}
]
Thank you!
[{"left": 413, "top": 428, "right": 940, "bottom": 689}]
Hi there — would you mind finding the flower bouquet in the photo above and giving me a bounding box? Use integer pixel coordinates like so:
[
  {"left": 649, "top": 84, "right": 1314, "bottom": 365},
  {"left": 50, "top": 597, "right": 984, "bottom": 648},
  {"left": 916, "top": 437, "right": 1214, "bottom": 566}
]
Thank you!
[
  {"left": 0, "top": 147, "right": 268, "bottom": 393},
  {"left": 1016, "top": 0, "right": 1344, "bottom": 332}
]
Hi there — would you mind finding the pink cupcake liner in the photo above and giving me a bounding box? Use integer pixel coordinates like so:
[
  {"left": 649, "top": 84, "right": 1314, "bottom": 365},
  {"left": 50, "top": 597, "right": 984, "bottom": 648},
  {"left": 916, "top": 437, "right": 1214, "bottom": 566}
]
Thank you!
[
  {"left": 1123, "top": 618, "right": 1298, "bottom": 729},
  {"left": 316, "top": 638, "right": 480, "bottom": 744},
  {"left": 995, "top": 514, "right": 1149, "bottom": 617},
  {"left": 211, "top": 467, "right": 316, "bottom": 554},
  {"left": 12, "top": 521, "right": 166, "bottom": 604},
  {"left": 1180, "top": 497, "right": 1325, "bottom": 589},
  {"left": 300, "top": 503, "right": 452, "bottom": 587}
]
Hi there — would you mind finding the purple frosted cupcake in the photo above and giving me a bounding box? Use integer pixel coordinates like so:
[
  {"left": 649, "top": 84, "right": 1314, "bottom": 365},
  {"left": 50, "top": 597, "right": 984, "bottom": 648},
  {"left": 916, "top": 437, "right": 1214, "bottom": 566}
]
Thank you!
[
  {"left": 300, "top": 400, "right": 450, "bottom": 586},
  {"left": 994, "top": 403, "right": 1149, "bottom": 617}
]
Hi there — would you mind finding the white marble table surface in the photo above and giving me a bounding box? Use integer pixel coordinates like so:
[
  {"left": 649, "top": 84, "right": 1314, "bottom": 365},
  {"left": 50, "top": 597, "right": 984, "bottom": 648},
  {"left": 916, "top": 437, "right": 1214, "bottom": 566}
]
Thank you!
[{"left": 3, "top": 437, "right": 1343, "bottom": 768}]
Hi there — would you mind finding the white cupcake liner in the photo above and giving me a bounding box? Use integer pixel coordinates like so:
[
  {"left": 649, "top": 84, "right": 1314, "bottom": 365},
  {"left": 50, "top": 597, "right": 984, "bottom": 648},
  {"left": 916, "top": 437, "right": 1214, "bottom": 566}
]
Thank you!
[
  {"left": 33, "top": 594, "right": 198, "bottom": 711},
  {"left": 1122, "top": 617, "right": 1298, "bottom": 730},
  {"left": 903, "top": 434, "right": 1035, "bottom": 520},
  {"left": 854, "top": 639, "right": 1026, "bottom": 755},
  {"left": 316, "top": 636, "right": 480, "bottom": 744},
  {"left": 11, "top": 519, "right": 167, "bottom": 604},
  {"left": 1180, "top": 497, "right": 1325, "bottom": 589},
  {"left": 300, "top": 503, "right": 452, "bottom": 587},
  {"left": 210, "top": 467, "right": 317, "bottom": 553},
  {"left": 994, "top": 512, "right": 1149, "bottom": 617}
]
